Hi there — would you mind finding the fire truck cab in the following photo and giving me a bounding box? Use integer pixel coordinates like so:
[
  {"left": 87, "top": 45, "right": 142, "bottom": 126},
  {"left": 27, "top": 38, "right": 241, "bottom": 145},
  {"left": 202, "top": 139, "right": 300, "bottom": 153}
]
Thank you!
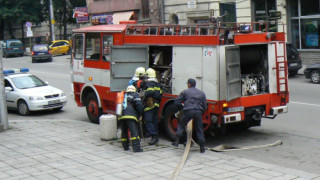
[{"left": 71, "top": 22, "right": 288, "bottom": 140}]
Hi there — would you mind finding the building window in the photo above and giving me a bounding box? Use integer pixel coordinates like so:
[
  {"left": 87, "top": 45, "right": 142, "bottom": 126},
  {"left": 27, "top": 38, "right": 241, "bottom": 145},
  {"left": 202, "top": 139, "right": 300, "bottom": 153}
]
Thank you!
[
  {"left": 291, "top": 0, "right": 298, "bottom": 17},
  {"left": 219, "top": 2, "right": 236, "bottom": 23},
  {"left": 253, "top": 0, "right": 277, "bottom": 32},
  {"left": 142, "top": 0, "right": 150, "bottom": 18},
  {"left": 86, "top": 33, "right": 101, "bottom": 61},
  {"left": 301, "top": 19, "right": 320, "bottom": 49},
  {"left": 301, "top": 0, "right": 320, "bottom": 16}
]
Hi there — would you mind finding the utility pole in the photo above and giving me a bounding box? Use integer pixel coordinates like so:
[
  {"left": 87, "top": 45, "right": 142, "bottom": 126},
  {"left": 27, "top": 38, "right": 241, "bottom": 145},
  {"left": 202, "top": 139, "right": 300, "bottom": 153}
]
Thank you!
[
  {"left": 49, "top": 0, "right": 55, "bottom": 41},
  {"left": 0, "top": 44, "right": 9, "bottom": 131}
]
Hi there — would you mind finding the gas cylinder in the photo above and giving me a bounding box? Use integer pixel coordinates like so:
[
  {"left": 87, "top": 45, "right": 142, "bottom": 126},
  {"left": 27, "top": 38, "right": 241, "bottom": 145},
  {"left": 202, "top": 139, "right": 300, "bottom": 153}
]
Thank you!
[{"left": 116, "top": 91, "right": 125, "bottom": 116}]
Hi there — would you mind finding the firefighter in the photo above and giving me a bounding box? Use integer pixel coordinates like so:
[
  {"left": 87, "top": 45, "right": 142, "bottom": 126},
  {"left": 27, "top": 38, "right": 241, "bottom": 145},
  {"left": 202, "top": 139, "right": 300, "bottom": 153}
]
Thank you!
[
  {"left": 118, "top": 85, "right": 143, "bottom": 152},
  {"left": 172, "top": 78, "right": 207, "bottom": 153},
  {"left": 129, "top": 67, "right": 146, "bottom": 93},
  {"left": 143, "top": 68, "right": 162, "bottom": 145}
]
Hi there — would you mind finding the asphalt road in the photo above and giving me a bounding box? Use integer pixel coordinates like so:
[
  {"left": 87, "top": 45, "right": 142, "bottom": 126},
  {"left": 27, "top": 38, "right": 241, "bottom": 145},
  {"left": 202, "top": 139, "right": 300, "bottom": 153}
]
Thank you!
[{"left": 2, "top": 55, "right": 320, "bottom": 174}]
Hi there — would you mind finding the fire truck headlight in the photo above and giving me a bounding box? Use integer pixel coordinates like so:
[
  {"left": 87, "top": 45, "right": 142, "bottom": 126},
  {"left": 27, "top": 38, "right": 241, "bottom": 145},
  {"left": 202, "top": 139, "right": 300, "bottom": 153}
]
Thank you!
[{"left": 223, "top": 103, "right": 228, "bottom": 107}]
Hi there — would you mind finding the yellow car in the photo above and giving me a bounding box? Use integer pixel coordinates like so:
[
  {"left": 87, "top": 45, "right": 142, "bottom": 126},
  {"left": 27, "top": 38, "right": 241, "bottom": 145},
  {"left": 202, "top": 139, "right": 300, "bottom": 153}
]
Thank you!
[{"left": 48, "top": 40, "right": 71, "bottom": 55}]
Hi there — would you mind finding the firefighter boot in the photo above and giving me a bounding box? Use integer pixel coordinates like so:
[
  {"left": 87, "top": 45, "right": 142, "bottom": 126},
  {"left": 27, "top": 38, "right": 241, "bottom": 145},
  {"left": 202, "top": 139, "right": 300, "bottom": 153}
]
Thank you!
[
  {"left": 199, "top": 142, "right": 205, "bottom": 153},
  {"left": 148, "top": 135, "right": 159, "bottom": 145},
  {"left": 122, "top": 141, "right": 129, "bottom": 151},
  {"left": 132, "top": 140, "right": 143, "bottom": 152},
  {"left": 171, "top": 136, "right": 179, "bottom": 147}
]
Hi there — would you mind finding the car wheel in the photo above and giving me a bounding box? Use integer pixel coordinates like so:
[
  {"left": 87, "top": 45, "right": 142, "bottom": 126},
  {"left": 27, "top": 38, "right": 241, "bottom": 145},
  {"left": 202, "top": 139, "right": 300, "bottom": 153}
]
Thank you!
[
  {"left": 17, "top": 100, "right": 30, "bottom": 116},
  {"left": 3, "top": 52, "right": 8, "bottom": 58},
  {"left": 310, "top": 70, "right": 320, "bottom": 84},
  {"left": 163, "top": 104, "right": 179, "bottom": 141},
  {"left": 20, "top": 53, "right": 23, "bottom": 57},
  {"left": 32, "top": 59, "right": 36, "bottom": 63},
  {"left": 85, "top": 92, "right": 102, "bottom": 124}
]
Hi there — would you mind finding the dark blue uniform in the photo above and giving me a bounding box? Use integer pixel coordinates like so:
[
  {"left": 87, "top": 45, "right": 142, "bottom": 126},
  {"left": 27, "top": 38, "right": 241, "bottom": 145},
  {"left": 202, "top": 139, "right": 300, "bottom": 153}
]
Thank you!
[
  {"left": 119, "top": 92, "right": 143, "bottom": 152},
  {"left": 174, "top": 86, "right": 207, "bottom": 143},
  {"left": 143, "top": 80, "right": 162, "bottom": 145}
]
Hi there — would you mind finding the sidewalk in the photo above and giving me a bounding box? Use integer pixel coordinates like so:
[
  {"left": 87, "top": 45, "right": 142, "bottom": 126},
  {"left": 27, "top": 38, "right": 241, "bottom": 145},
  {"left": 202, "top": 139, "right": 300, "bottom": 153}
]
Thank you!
[{"left": 0, "top": 119, "right": 319, "bottom": 180}]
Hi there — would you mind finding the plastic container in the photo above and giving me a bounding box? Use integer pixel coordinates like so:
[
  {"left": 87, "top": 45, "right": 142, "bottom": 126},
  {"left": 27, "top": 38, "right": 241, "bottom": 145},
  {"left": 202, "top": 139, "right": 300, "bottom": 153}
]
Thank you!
[{"left": 100, "top": 114, "right": 117, "bottom": 140}]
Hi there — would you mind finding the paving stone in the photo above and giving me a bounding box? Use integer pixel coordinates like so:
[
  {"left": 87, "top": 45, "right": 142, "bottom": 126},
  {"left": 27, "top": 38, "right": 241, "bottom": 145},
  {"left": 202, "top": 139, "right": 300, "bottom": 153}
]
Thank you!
[{"left": 1, "top": 120, "right": 319, "bottom": 180}]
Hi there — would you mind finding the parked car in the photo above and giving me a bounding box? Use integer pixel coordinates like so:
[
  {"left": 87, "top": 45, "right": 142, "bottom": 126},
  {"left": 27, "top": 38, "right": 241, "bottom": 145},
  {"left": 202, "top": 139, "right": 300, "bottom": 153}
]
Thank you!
[
  {"left": 31, "top": 44, "right": 52, "bottom": 63},
  {"left": 287, "top": 43, "right": 302, "bottom": 77},
  {"left": 4, "top": 68, "right": 67, "bottom": 115},
  {"left": 303, "top": 63, "right": 320, "bottom": 84},
  {"left": 2, "top": 39, "right": 24, "bottom": 57},
  {"left": 48, "top": 40, "right": 71, "bottom": 55}
]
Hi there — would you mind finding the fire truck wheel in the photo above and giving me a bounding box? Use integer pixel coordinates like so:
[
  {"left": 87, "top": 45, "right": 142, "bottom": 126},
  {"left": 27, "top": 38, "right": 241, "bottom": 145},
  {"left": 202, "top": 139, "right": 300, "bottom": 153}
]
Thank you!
[
  {"left": 85, "top": 92, "right": 102, "bottom": 124},
  {"left": 310, "top": 70, "right": 320, "bottom": 84},
  {"left": 163, "top": 104, "right": 179, "bottom": 141}
]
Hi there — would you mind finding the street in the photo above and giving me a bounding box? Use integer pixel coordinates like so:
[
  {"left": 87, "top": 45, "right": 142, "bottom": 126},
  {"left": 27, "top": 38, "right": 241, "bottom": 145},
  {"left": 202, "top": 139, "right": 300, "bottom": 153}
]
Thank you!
[{"left": 2, "top": 55, "right": 320, "bottom": 174}]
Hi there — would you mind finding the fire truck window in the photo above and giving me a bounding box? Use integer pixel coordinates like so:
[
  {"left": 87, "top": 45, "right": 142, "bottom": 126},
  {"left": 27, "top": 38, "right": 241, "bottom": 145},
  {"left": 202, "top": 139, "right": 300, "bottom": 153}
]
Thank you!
[
  {"left": 86, "top": 33, "right": 101, "bottom": 61},
  {"left": 74, "top": 35, "right": 83, "bottom": 59},
  {"left": 102, "top": 35, "right": 113, "bottom": 61}
]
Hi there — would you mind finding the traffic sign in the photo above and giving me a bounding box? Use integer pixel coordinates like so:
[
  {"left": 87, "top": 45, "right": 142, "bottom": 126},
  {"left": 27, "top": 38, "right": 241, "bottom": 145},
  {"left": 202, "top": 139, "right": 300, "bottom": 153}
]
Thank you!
[
  {"left": 26, "top": 22, "right": 32, "bottom": 28},
  {"left": 27, "top": 30, "right": 33, "bottom": 37}
]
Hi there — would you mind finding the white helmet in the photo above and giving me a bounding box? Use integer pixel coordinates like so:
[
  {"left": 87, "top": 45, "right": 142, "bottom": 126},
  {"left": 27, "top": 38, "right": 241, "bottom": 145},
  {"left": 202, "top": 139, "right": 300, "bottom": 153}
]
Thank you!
[
  {"left": 126, "top": 85, "right": 136, "bottom": 92},
  {"left": 146, "top": 68, "right": 156, "bottom": 78},
  {"left": 134, "top": 67, "right": 146, "bottom": 77}
]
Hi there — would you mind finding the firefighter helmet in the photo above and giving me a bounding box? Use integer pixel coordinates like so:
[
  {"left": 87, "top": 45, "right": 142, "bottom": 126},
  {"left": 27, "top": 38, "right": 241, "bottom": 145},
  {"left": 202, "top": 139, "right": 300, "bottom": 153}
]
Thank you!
[
  {"left": 146, "top": 68, "right": 156, "bottom": 78},
  {"left": 134, "top": 67, "right": 146, "bottom": 77},
  {"left": 126, "top": 85, "right": 136, "bottom": 92}
]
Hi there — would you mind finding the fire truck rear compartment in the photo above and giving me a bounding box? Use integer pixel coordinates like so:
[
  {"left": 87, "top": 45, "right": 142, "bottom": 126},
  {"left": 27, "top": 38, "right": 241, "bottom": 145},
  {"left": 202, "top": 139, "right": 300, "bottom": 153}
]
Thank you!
[
  {"left": 149, "top": 46, "right": 173, "bottom": 94},
  {"left": 148, "top": 45, "right": 269, "bottom": 96},
  {"left": 240, "top": 45, "right": 269, "bottom": 96}
]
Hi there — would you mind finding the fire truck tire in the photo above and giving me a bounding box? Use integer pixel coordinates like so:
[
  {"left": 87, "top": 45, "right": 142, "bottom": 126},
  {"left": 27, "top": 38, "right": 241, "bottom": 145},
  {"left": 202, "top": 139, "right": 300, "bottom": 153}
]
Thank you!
[
  {"left": 163, "top": 104, "right": 179, "bottom": 141},
  {"left": 85, "top": 92, "right": 102, "bottom": 124}
]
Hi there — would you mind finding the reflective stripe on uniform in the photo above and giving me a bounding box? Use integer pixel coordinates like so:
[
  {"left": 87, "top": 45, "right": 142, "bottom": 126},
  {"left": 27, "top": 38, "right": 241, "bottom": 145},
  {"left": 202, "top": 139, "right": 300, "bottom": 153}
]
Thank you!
[
  {"left": 121, "top": 138, "right": 128, "bottom": 141},
  {"left": 118, "top": 115, "right": 138, "bottom": 121},
  {"left": 144, "top": 103, "right": 159, "bottom": 111},
  {"left": 130, "top": 136, "right": 140, "bottom": 140},
  {"left": 147, "top": 87, "right": 154, "bottom": 91}
]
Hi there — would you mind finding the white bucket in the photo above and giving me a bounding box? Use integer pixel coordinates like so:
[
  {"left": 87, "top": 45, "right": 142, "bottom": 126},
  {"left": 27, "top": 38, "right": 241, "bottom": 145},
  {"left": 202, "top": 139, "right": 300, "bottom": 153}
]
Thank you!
[{"left": 100, "top": 114, "right": 117, "bottom": 140}]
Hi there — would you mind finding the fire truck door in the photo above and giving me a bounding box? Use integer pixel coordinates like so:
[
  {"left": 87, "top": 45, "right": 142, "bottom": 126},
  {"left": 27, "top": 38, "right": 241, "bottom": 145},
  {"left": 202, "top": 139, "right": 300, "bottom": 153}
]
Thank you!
[
  {"left": 110, "top": 46, "right": 148, "bottom": 91},
  {"left": 172, "top": 46, "right": 203, "bottom": 94},
  {"left": 225, "top": 46, "right": 241, "bottom": 101},
  {"left": 72, "top": 34, "right": 84, "bottom": 83}
]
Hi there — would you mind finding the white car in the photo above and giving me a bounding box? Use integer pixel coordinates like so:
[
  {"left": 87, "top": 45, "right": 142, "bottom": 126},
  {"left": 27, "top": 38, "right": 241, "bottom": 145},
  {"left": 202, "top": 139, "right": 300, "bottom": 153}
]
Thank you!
[{"left": 4, "top": 68, "right": 67, "bottom": 115}]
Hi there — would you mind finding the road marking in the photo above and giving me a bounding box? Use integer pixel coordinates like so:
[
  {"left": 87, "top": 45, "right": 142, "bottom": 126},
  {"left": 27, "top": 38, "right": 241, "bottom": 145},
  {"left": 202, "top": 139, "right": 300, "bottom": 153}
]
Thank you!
[{"left": 290, "top": 101, "right": 320, "bottom": 107}]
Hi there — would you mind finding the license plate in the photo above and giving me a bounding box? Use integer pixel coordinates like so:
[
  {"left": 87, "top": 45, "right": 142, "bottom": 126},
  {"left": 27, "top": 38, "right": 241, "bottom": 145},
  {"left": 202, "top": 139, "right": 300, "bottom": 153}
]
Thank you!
[
  {"left": 228, "top": 106, "right": 244, "bottom": 113},
  {"left": 48, "top": 100, "right": 60, "bottom": 104},
  {"left": 14, "top": 48, "right": 19, "bottom": 50},
  {"left": 290, "top": 63, "right": 298, "bottom": 66},
  {"left": 38, "top": 53, "right": 45, "bottom": 55}
]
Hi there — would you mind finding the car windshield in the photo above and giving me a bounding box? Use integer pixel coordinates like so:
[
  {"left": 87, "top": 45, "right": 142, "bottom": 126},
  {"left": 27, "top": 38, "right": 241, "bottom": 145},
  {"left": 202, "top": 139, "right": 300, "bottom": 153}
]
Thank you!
[
  {"left": 33, "top": 45, "right": 48, "bottom": 51},
  {"left": 48, "top": 42, "right": 53, "bottom": 46},
  {"left": 11, "top": 75, "right": 47, "bottom": 89},
  {"left": 9, "top": 41, "right": 23, "bottom": 47}
]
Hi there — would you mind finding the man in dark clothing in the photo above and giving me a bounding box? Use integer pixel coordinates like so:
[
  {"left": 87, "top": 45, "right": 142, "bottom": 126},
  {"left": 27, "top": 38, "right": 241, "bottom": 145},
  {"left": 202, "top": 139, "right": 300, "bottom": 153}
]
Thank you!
[
  {"left": 172, "top": 78, "right": 207, "bottom": 153},
  {"left": 143, "top": 68, "right": 162, "bottom": 145},
  {"left": 118, "top": 85, "right": 144, "bottom": 152}
]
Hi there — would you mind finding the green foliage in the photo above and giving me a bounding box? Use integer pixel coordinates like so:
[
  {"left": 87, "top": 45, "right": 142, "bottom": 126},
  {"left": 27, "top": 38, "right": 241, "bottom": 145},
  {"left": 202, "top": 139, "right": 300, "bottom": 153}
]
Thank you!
[{"left": 0, "top": 0, "right": 44, "bottom": 25}]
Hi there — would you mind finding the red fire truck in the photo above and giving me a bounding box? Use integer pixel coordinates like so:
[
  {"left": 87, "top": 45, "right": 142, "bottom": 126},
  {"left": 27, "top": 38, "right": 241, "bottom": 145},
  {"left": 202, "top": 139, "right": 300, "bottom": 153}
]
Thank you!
[{"left": 71, "top": 21, "right": 288, "bottom": 140}]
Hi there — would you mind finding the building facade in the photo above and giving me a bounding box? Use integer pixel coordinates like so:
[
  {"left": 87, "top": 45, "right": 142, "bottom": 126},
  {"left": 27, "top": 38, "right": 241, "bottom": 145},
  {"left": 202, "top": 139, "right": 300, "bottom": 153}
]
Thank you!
[{"left": 87, "top": 0, "right": 163, "bottom": 25}]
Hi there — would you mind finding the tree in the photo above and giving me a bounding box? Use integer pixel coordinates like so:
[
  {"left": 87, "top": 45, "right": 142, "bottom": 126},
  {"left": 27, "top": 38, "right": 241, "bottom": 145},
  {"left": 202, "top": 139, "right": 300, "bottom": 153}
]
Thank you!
[
  {"left": 0, "top": 0, "right": 44, "bottom": 43},
  {"left": 42, "top": 0, "right": 86, "bottom": 40}
]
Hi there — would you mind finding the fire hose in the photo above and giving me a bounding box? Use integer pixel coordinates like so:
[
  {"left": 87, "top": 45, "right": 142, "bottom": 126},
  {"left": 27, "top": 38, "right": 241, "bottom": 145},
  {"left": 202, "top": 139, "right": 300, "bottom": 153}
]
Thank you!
[{"left": 170, "top": 120, "right": 282, "bottom": 180}]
